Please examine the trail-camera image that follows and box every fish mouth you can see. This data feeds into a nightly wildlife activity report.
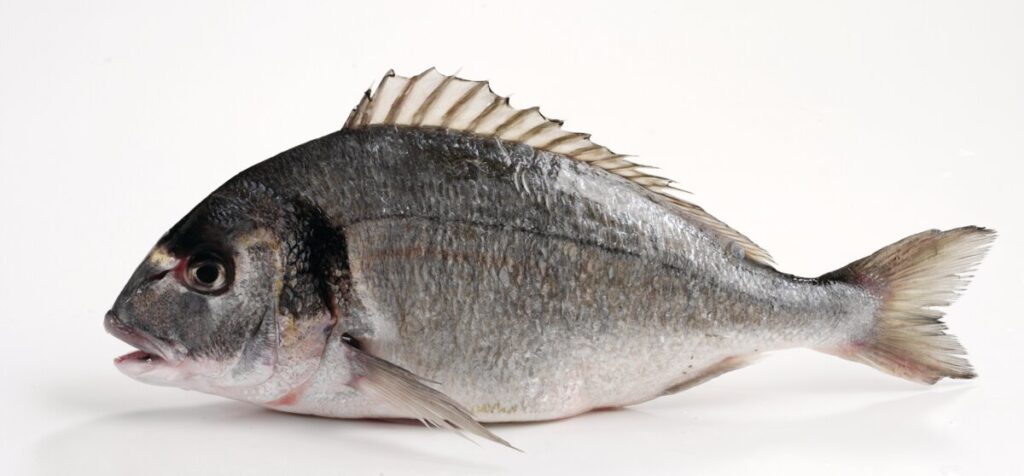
[105,311,182,375]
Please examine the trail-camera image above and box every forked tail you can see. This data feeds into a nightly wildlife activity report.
[820,226,996,384]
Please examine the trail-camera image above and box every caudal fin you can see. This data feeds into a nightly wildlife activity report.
[821,226,995,384]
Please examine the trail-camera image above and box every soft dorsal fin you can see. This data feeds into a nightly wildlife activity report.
[343,68,774,266]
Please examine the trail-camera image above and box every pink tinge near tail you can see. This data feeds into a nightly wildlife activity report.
[820,226,996,384]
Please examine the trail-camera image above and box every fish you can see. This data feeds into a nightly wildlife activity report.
[106,68,995,448]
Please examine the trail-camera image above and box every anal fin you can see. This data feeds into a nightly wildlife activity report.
[661,355,759,396]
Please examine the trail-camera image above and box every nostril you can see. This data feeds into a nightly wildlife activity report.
[146,270,170,282]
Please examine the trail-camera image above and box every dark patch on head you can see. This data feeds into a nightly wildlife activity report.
[277,198,350,320]
[159,180,284,259]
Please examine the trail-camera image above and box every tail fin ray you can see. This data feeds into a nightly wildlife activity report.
[821,226,995,384]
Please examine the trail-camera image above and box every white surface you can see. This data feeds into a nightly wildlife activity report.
[2,1,1021,474]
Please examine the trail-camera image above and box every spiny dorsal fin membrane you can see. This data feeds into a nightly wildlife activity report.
[344,68,774,266]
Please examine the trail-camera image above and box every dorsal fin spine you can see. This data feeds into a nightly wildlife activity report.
[540,132,587,150]
[566,144,603,158]
[607,163,645,174]
[441,81,488,128]
[515,120,560,142]
[466,95,505,132]
[494,107,539,137]
[384,72,420,124]
[345,89,371,128]
[412,73,455,126]
[590,155,633,168]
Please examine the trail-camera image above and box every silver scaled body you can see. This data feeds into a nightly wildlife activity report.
[247,127,876,422]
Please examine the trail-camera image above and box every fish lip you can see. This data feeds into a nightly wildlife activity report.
[105,311,183,372]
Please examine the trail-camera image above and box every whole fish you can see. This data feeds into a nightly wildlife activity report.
[106,69,994,447]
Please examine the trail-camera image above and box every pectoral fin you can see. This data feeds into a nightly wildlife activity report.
[346,343,517,450]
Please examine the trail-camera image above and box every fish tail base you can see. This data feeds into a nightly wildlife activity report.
[820,226,995,384]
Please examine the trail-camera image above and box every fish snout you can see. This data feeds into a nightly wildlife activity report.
[105,310,186,374]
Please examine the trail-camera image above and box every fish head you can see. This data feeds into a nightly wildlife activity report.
[106,186,295,392]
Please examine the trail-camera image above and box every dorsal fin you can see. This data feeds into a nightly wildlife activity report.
[343,68,774,266]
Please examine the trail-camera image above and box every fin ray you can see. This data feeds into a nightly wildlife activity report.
[662,355,759,395]
[347,344,517,450]
[820,226,995,384]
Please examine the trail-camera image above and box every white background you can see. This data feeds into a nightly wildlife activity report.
[2,1,1021,474]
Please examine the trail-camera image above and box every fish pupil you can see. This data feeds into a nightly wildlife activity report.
[195,263,220,284]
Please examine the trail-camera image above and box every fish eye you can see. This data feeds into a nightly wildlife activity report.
[185,252,232,294]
